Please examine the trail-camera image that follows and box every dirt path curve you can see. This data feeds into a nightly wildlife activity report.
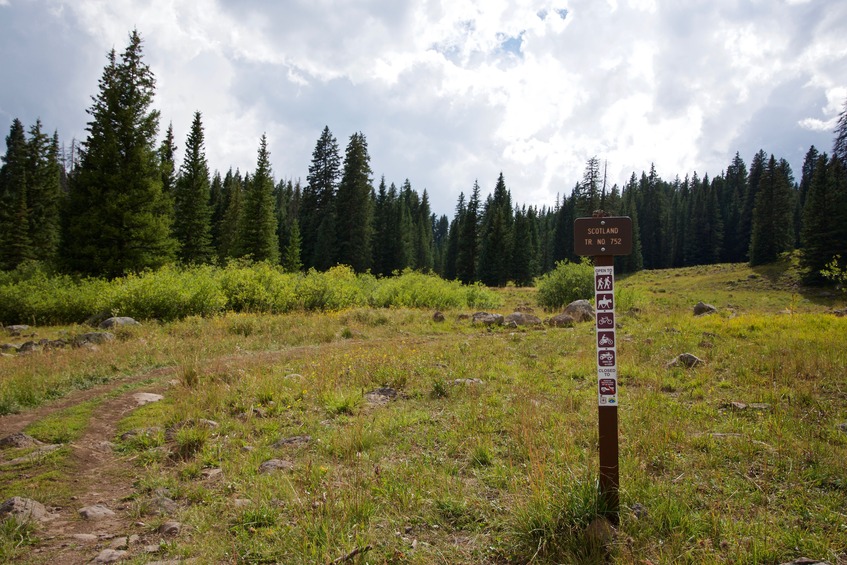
[0,363,179,564]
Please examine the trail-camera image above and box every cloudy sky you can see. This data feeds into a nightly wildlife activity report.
[1,0,846,216]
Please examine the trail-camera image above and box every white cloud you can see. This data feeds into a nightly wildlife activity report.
[1,0,845,215]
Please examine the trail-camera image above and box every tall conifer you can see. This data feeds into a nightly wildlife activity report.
[239,134,279,263]
[173,111,214,263]
[63,31,176,276]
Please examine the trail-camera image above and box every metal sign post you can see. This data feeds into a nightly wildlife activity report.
[574,214,632,524]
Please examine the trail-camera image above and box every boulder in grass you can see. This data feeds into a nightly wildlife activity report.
[259,459,295,474]
[693,301,717,316]
[79,504,116,520]
[504,312,543,326]
[0,497,53,523]
[432,311,445,322]
[547,313,576,327]
[4,325,30,336]
[0,433,44,449]
[471,312,504,326]
[99,317,140,329]
[72,332,115,347]
[563,300,594,323]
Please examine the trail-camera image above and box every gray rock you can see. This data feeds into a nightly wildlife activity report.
[547,313,576,327]
[158,520,182,535]
[837,422,847,434]
[71,533,99,542]
[471,312,504,326]
[146,494,178,516]
[0,343,20,353]
[272,435,312,448]
[99,316,140,329]
[666,353,704,369]
[93,549,128,563]
[18,341,41,353]
[563,300,594,323]
[200,468,222,480]
[233,498,252,508]
[78,504,116,520]
[453,378,484,385]
[72,332,115,347]
[504,312,543,326]
[365,387,398,404]
[694,301,717,316]
[778,559,832,565]
[259,459,294,474]
[0,496,52,523]
[132,392,164,406]
[4,325,30,336]
[432,311,445,322]
[0,432,44,449]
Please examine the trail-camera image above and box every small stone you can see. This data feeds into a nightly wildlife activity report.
[0,497,52,522]
[432,311,445,322]
[145,544,162,553]
[365,387,398,404]
[71,533,99,542]
[471,312,504,326]
[99,316,140,329]
[4,325,30,336]
[749,403,771,411]
[158,520,182,536]
[547,313,576,327]
[200,468,222,480]
[78,504,116,520]
[504,312,543,326]
[272,435,312,448]
[259,459,294,474]
[72,332,115,347]
[666,353,704,369]
[778,559,832,565]
[92,549,127,563]
[0,432,44,449]
[452,378,485,385]
[0,343,20,353]
[233,498,252,508]
[109,536,129,549]
[630,502,648,519]
[147,495,178,516]
[694,301,717,316]
[133,392,164,405]
[837,422,847,434]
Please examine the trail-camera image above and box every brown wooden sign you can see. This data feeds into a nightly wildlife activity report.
[573,213,633,525]
[573,216,633,256]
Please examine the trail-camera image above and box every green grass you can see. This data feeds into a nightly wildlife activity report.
[2,259,846,563]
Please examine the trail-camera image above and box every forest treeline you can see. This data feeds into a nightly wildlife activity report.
[2,30,847,284]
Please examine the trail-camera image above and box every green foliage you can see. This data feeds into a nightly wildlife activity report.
[173,111,214,263]
[821,254,847,292]
[535,259,594,310]
[239,135,279,263]
[0,517,38,562]
[0,263,501,324]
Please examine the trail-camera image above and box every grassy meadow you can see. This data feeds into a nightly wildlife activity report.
[1,257,846,563]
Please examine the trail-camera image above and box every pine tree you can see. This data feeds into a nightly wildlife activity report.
[616,178,643,273]
[301,126,340,269]
[159,122,177,202]
[335,132,374,272]
[723,153,748,262]
[478,172,513,286]
[282,218,303,272]
[62,31,176,276]
[749,156,795,266]
[209,171,225,253]
[239,134,279,263]
[412,189,434,271]
[443,192,465,280]
[0,119,33,269]
[456,181,480,284]
[738,150,766,262]
[173,111,214,263]
[218,168,243,261]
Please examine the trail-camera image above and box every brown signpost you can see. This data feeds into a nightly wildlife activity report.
[574,214,632,524]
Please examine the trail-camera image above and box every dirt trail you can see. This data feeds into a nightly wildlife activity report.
[1,368,176,564]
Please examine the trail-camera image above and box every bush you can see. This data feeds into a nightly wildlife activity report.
[535,259,595,310]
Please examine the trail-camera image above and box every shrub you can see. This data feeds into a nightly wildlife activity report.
[535,259,595,310]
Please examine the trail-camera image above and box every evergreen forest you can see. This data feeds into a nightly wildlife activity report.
[2,30,847,285]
